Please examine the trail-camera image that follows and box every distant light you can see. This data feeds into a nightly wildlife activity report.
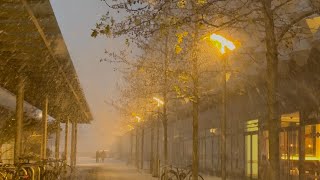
[153,97,164,107]
[210,128,217,134]
[136,116,141,123]
[37,111,42,119]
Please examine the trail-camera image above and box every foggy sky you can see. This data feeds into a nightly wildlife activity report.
[50,0,122,153]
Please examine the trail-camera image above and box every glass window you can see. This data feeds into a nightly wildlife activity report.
[305,125,316,156]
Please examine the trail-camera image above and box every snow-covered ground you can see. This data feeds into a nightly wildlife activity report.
[75,157,222,180]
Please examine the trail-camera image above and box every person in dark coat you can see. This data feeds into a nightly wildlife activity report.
[101,150,106,163]
[96,150,100,163]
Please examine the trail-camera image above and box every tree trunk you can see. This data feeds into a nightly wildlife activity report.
[163,32,169,166]
[191,30,199,180]
[192,88,199,180]
[141,125,144,169]
[262,0,280,179]
[136,128,139,169]
[150,120,154,173]
[130,131,133,164]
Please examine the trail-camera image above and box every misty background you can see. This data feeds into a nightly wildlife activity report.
[50,0,122,154]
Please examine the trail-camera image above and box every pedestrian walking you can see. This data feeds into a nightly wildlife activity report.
[96,150,100,163]
[101,150,106,163]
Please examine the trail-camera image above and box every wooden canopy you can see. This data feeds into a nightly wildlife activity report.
[0,0,93,123]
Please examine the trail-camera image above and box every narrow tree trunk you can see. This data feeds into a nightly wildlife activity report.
[136,128,139,169]
[163,31,169,166]
[130,131,133,164]
[192,94,199,180]
[141,125,144,169]
[262,1,280,179]
[150,120,154,173]
[191,20,200,180]
[154,109,160,176]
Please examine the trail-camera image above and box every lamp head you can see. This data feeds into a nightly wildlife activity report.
[209,33,235,54]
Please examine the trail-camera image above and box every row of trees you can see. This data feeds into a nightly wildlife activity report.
[93,0,320,180]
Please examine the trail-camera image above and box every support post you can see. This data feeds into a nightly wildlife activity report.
[74,121,78,166]
[70,121,75,167]
[41,96,48,160]
[64,119,69,161]
[221,53,228,180]
[299,111,305,180]
[55,120,61,160]
[14,78,24,164]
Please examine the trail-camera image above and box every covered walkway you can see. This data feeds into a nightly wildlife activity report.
[0,0,92,167]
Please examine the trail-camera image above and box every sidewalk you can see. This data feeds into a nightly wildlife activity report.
[75,157,222,180]
[75,157,157,180]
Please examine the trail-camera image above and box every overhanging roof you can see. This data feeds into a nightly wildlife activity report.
[0,0,93,123]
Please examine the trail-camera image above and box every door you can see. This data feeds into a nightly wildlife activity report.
[245,133,259,179]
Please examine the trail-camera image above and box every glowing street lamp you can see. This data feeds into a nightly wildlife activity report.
[153,97,164,107]
[209,34,236,54]
[207,33,236,180]
[135,116,141,123]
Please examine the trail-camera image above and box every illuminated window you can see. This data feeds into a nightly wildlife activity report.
[245,119,258,132]
[305,125,316,156]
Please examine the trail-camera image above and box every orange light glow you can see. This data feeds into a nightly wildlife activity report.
[153,97,164,107]
[209,34,236,54]
[127,125,134,131]
[135,116,141,123]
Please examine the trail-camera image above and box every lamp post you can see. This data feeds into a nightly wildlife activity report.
[207,33,236,180]
[152,97,164,177]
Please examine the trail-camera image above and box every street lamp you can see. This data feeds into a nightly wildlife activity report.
[152,96,163,177]
[135,116,141,123]
[153,97,164,107]
[208,33,236,180]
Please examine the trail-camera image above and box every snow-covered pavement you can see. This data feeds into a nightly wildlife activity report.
[74,157,222,180]
[75,157,157,180]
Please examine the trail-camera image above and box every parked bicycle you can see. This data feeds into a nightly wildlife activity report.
[160,165,204,180]
[0,158,74,180]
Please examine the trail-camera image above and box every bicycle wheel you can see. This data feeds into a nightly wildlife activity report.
[0,172,5,180]
[62,164,73,179]
[43,170,59,180]
[187,173,204,180]
[161,170,179,180]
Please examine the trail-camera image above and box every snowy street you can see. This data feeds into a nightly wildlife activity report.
[75,157,222,180]
[75,158,158,180]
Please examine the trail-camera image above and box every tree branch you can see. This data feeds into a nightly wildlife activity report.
[277,10,320,43]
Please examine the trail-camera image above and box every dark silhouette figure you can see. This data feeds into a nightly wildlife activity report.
[101,150,106,163]
[96,150,100,163]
